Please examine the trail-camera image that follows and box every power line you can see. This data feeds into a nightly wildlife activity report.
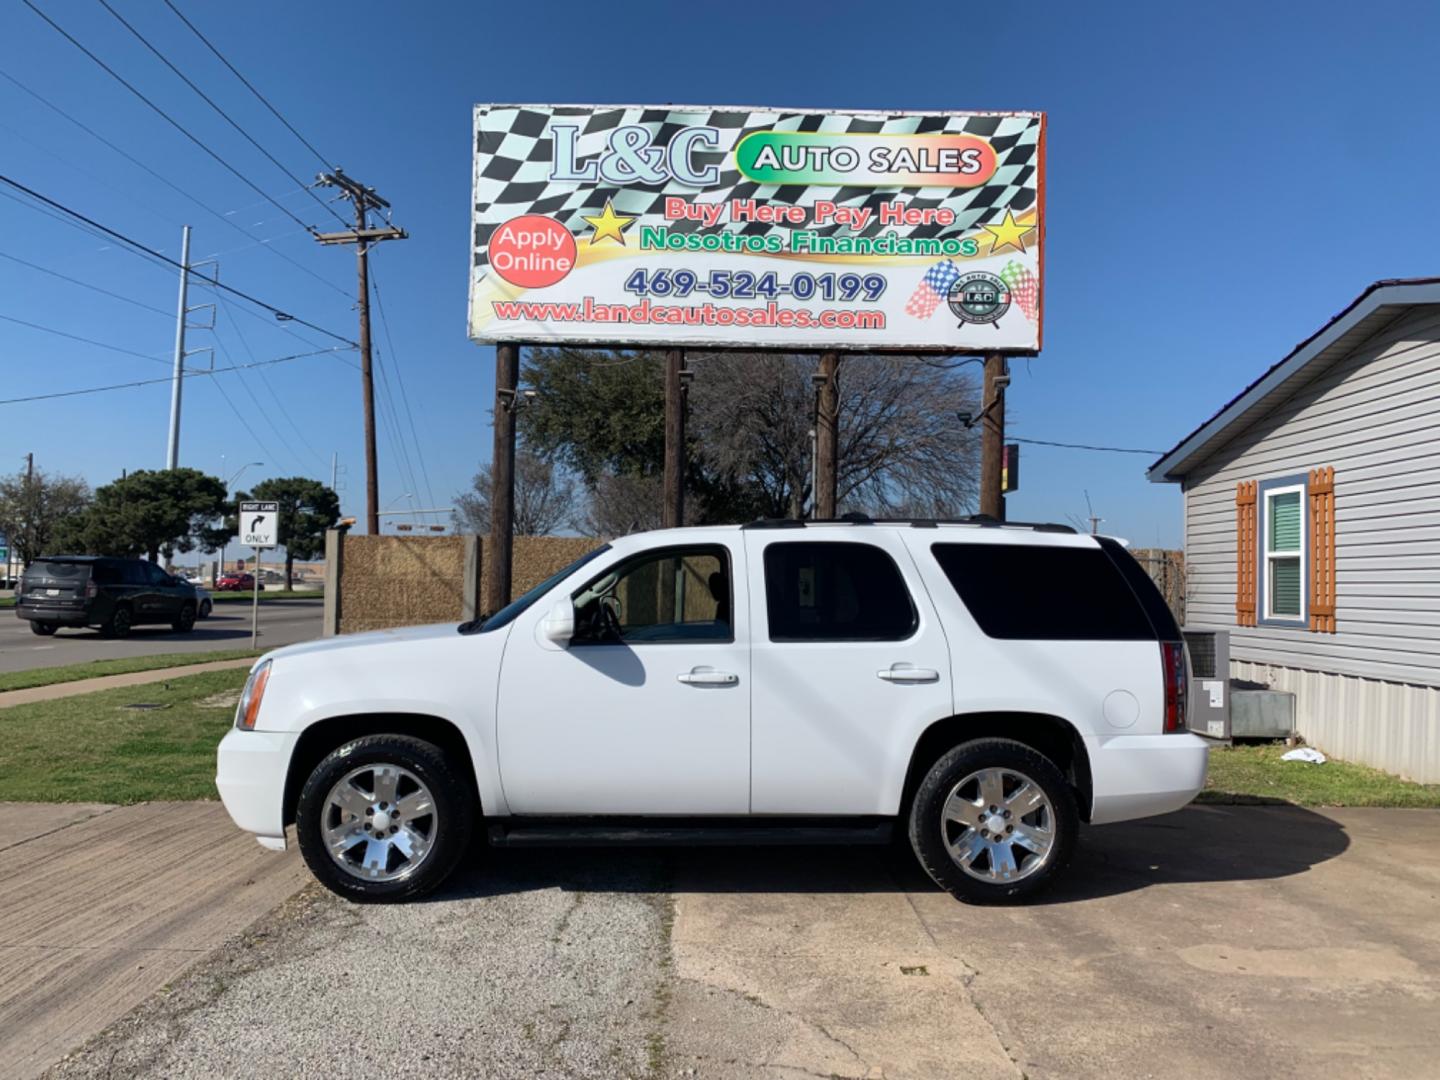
[0,249,172,318]
[207,366,282,468]
[95,0,347,229]
[0,69,349,298]
[0,172,357,346]
[0,347,352,405]
[0,311,170,365]
[1009,436,1163,455]
[21,0,320,237]
[161,0,335,172]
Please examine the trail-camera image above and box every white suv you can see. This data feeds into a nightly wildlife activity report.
[218,519,1207,903]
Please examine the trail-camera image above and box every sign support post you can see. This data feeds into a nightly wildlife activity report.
[663,349,686,529]
[979,354,1008,520]
[238,500,279,650]
[815,353,840,519]
[486,342,520,613]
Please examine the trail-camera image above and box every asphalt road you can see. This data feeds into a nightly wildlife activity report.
[0,600,323,674]
[44,805,1440,1079]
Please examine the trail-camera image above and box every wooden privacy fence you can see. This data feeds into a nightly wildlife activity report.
[1129,547,1186,627]
[324,531,603,636]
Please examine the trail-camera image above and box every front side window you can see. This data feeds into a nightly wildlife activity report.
[763,541,916,642]
[573,546,731,644]
[1263,483,1305,622]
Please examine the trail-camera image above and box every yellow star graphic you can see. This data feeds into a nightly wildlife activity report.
[981,209,1035,255]
[582,199,636,246]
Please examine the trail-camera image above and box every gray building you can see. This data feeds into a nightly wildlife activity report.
[1149,278,1440,783]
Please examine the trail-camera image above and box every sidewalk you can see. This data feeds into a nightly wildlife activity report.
[0,801,307,1079]
[0,657,254,710]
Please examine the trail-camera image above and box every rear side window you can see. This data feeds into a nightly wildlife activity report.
[92,562,121,585]
[764,542,916,642]
[931,542,1156,640]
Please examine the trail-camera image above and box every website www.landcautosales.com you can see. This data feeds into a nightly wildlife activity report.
[491,297,886,330]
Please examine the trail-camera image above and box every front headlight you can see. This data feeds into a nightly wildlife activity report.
[235,660,273,730]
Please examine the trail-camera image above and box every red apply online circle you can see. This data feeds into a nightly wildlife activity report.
[489,215,576,288]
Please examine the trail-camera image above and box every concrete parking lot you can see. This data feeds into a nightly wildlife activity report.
[0,600,323,675]
[42,803,1440,1079]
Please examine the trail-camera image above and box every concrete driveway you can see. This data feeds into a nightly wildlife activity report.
[39,804,1440,1079]
[0,600,323,675]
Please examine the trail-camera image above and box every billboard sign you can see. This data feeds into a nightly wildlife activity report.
[470,104,1044,352]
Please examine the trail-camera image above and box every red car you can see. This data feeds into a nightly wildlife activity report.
[215,572,265,592]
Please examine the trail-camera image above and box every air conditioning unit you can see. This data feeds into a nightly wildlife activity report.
[1183,628,1230,740]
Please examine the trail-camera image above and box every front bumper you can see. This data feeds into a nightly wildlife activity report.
[1086,732,1209,825]
[216,727,296,850]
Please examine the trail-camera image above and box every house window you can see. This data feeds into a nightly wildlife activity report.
[1262,481,1305,622]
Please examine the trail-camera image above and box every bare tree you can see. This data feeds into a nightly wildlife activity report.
[688,353,981,519]
[454,449,577,536]
[0,466,92,566]
[576,470,664,537]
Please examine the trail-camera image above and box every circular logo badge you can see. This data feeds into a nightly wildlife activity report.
[947,272,1011,326]
[488,214,576,288]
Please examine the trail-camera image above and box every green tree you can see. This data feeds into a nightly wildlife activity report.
[0,466,92,567]
[57,469,228,562]
[232,477,340,589]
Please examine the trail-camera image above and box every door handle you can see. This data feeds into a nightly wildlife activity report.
[677,669,739,686]
[876,666,940,683]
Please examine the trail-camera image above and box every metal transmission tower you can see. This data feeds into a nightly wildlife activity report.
[315,170,407,535]
[165,225,218,469]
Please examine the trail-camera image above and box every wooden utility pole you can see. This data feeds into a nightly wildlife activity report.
[663,349,686,529]
[315,171,407,536]
[979,353,1008,520]
[814,352,839,519]
[486,343,520,613]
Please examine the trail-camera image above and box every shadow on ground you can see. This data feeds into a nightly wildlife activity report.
[431,802,1349,905]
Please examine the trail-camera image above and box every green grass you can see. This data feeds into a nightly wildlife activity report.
[0,667,250,802]
[0,597,14,609]
[1200,743,1440,808]
[210,589,323,603]
[0,649,259,693]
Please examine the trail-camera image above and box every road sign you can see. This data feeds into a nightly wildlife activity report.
[239,501,279,549]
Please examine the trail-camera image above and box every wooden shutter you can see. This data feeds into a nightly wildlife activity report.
[1309,466,1336,632]
[1235,480,1257,627]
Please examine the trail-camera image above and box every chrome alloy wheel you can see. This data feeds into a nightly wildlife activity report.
[940,767,1056,884]
[322,764,438,882]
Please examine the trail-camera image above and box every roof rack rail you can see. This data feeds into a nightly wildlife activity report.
[740,515,1075,534]
[740,518,807,529]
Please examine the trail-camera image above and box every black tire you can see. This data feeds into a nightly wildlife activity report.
[101,605,133,638]
[199,600,212,619]
[172,603,196,633]
[296,734,475,903]
[29,621,57,636]
[908,738,1078,904]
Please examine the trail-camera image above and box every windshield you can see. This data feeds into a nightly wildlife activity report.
[460,543,611,634]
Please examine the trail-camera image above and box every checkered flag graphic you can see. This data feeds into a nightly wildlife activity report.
[473,107,1042,272]
[905,260,961,319]
[999,261,1039,321]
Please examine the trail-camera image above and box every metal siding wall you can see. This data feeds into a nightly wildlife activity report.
[1183,308,1440,691]
[1232,660,1440,784]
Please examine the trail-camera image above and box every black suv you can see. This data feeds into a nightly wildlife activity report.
[16,556,200,637]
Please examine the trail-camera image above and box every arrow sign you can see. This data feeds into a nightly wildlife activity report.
[238,500,279,549]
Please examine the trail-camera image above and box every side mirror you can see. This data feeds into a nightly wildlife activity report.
[541,599,575,645]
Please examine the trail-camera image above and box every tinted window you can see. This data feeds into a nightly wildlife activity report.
[1096,537,1180,640]
[145,563,173,586]
[26,560,89,582]
[931,542,1156,640]
[468,544,610,634]
[574,546,731,644]
[763,542,916,642]
[91,562,121,585]
[121,561,150,586]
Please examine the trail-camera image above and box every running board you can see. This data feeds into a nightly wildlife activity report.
[486,817,894,848]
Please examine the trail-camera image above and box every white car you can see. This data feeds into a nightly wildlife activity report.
[218,519,1207,903]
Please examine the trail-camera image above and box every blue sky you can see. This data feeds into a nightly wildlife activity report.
[3,0,1437,547]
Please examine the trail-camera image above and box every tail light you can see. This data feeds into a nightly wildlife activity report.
[84,579,98,599]
[1161,642,1188,733]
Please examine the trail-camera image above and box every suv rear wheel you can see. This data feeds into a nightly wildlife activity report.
[29,621,57,636]
[101,605,133,638]
[908,737,1078,904]
[296,734,474,902]
[172,603,196,633]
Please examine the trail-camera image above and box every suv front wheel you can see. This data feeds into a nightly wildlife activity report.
[296,734,474,902]
[908,738,1078,904]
